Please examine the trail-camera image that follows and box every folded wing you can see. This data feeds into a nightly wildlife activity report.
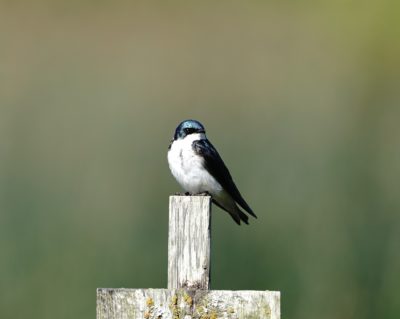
[192,139,257,219]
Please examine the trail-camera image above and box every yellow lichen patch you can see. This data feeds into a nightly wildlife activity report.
[183,293,193,306]
[146,297,154,307]
[263,304,271,317]
[204,313,217,319]
[169,295,180,319]
[170,295,178,306]
[197,309,218,319]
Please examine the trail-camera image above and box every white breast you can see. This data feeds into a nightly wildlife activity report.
[168,133,223,194]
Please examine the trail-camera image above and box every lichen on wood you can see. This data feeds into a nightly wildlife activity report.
[97,288,280,319]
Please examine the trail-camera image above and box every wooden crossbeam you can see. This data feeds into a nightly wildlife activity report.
[97,288,280,319]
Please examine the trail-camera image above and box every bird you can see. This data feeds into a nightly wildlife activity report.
[167,119,257,225]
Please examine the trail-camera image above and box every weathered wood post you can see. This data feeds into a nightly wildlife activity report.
[97,195,280,319]
[168,195,211,290]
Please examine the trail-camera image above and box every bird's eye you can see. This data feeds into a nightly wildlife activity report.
[184,128,193,134]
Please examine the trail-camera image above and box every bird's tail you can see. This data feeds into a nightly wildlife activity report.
[212,198,250,225]
[237,209,249,225]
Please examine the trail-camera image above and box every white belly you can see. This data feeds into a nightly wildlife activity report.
[168,135,223,194]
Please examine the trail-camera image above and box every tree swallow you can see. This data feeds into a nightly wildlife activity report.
[168,119,257,225]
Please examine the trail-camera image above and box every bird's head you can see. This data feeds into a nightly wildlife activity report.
[174,120,206,140]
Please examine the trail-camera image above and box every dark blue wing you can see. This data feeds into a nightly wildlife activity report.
[192,139,256,218]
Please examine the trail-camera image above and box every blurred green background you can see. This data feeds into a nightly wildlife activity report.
[1,1,399,318]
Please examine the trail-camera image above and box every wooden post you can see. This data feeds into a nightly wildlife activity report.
[97,195,280,319]
[168,196,211,290]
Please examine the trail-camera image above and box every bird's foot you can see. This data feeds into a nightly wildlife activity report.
[174,192,188,196]
[174,192,195,196]
[174,191,211,196]
[194,191,211,196]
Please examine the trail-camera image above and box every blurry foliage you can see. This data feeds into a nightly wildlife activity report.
[0,1,399,319]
